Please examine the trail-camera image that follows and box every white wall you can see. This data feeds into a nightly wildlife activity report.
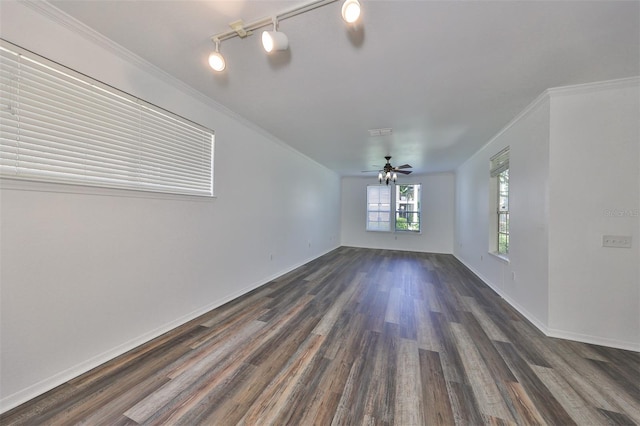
[455,96,551,331]
[341,173,454,254]
[455,77,640,351]
[0,1,341,412]
[548,81,640,348]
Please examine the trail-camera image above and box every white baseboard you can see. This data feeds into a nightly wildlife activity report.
[0,245,339,414]
[453,255,549,334]
[453,254,639,353]
[341,243,453,255]
[546,328,640,352]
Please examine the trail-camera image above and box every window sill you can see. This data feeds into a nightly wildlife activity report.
[364,230,422,235]
[0,178,216,202]
[489,251,510,263]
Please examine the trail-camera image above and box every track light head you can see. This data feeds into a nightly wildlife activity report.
[262,18,289,53]
[342,0,361,24]
[209,39,226,72]
[208,52,225,72]
[262,31,289,53]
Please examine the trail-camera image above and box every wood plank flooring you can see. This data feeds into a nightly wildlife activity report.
[2,247,639,425]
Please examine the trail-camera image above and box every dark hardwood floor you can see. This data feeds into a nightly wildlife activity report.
[2,247,639,425]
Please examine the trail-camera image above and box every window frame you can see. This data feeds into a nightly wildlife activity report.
[395,183,421,233]
[366,182,422,233]
[489,147,510,258]
[496,168,509,255]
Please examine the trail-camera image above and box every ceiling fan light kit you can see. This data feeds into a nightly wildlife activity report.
[378,171,398,185]
[209,0,362,72]
[370,156,412,185]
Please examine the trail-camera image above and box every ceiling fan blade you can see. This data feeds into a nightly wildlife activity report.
[361,169,381,173]
[395,164,412,169]
[396,170,412,175]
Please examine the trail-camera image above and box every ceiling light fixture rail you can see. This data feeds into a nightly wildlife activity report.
[209,0,361,72]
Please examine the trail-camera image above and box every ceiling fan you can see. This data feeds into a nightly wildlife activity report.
[362,156,412,185]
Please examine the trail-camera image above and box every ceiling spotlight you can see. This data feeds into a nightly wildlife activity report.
[209,39,226,72]
[341,0,361,24]
[262,18,289,53]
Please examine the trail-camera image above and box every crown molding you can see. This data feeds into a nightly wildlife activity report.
[546,75,640,98]
[18,0,237,117]
[21,0,144,69]
[457,75,640,170]
[19,0,333,175]
[458,89,550,169]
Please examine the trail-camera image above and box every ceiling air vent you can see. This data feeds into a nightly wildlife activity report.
[368,128,392,137]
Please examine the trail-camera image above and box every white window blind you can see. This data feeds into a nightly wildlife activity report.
[0,40,214,196]
[490,146,509,177]
[366,185,391,231]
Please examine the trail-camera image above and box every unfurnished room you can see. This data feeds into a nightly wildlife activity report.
[0,0,638,424]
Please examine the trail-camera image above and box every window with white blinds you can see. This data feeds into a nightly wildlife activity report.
[490,146,509,177]
[0,40,214,197]
[366,185,391,231]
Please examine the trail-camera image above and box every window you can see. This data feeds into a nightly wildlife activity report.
[395,184,421,232]
[366,183,421,232]
[497,169,509,254]
[0,40,214,197]
[366,185,391,231]
[490,147,509,255]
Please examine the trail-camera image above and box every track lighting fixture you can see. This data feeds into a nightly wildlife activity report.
[262,18,289,53]
[208,39,225,72]
[341,0,361,23]
[209,0,363,72]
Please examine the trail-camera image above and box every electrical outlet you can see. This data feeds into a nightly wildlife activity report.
[602,235,632,248]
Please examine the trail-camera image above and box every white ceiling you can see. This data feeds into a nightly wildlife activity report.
[48,0,639,176]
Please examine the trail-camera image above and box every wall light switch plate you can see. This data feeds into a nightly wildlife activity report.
[602,235,632,248]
